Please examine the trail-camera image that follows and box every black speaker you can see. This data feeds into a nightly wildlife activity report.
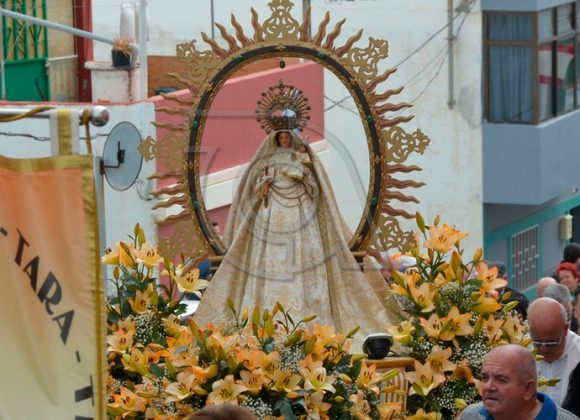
[362,333,394,359]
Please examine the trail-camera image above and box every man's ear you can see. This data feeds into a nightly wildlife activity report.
[524,380,537,401]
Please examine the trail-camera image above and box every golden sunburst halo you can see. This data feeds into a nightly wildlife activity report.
[139,0,431,260]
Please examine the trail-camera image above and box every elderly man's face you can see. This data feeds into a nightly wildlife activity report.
[481,352,530,417]
[530,320,567,363]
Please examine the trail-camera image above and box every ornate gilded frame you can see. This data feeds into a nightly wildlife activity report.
[140,0,430,260]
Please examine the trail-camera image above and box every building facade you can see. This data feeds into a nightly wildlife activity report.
[482,0,580,294]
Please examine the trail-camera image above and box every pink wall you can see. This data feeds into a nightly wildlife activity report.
[152,61,324,250]
[200,62,324,176]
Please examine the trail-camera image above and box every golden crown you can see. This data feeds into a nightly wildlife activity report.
[255,80,311,133]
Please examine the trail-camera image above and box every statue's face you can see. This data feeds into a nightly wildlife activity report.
[277,132,292,148]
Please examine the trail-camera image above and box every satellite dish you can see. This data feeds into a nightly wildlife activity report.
[101,121,143,191]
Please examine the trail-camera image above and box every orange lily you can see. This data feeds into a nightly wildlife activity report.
[419,313,444,340]
[439,306,473,343]
[107,386,148,417]
[423,223,468,254]
[305,391,331,420]
[482,314,505,344]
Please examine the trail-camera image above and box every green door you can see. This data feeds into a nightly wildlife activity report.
[1,0,49,101]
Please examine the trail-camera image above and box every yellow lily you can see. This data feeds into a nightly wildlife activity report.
[377,402,402,419]
[257,351,280,381]
[451,359,481,390]
[135,242,163,268]
[128,288,152,314]
[482,314,505,344]
[207,374,248,405]
[190,363,219,383]
[269,369,303,398]
[174,267,209,297]
[439,306,473,342]
[106,329,134,355]
[305,391,331,420]
[349,390,373,420]
[101,246,119,265]
[355,360,382,394]
[386,320,415,345]
[426,345,455,373]
[423,223,468,254]
[472,294,502,315]
[162,314,182,338]
[405,360,446,397]
[475,261,508,294]
[165,371,202,402]
[117,317,136,334]
[299,355,336,393]
[239,369,266,395]
[134,377,160,399]
[407,409,442,420]
[117,241,137,268]
[168,344,198,368]
[408,273,436,313]
[502,313,526,344]
[121,347,151,376]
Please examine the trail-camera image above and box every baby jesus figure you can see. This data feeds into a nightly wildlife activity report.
[284,141,312,180]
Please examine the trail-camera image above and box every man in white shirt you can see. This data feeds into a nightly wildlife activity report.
[528,297,580,405]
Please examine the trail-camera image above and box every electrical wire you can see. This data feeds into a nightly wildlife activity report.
[0,131,109,142]
[324,0,478,112]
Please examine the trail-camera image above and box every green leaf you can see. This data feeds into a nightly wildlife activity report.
[350,359,362,379]
[165,359,176,379]
[274,398,295,420]
[149,362,164,378]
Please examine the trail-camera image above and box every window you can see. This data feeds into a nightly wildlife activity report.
[511,226,539,291]
[485,2,580,123]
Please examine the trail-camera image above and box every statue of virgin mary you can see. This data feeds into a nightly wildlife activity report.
[194,81,401,342]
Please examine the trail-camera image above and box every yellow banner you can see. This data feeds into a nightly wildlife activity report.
[0,154,105,419]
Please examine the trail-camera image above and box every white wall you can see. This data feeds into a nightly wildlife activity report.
[92,0,277,60]
[0,103,158,250]
[311,1,484,253]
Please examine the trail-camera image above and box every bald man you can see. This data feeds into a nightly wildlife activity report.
[459,345,578,419]
[537,277,558,298]
[529,298,580,405]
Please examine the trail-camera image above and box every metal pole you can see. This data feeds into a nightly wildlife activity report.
[210,0,215,39]
[447,0,455,109]
[0,8,139,55]
[0,7,5,101]
[0,105,109,126]
[138,0,148,99]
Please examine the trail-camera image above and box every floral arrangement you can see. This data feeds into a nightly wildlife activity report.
[104,225,403,419]
[386,214,530,419]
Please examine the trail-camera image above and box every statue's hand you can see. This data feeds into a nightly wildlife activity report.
[258,175,274,185]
